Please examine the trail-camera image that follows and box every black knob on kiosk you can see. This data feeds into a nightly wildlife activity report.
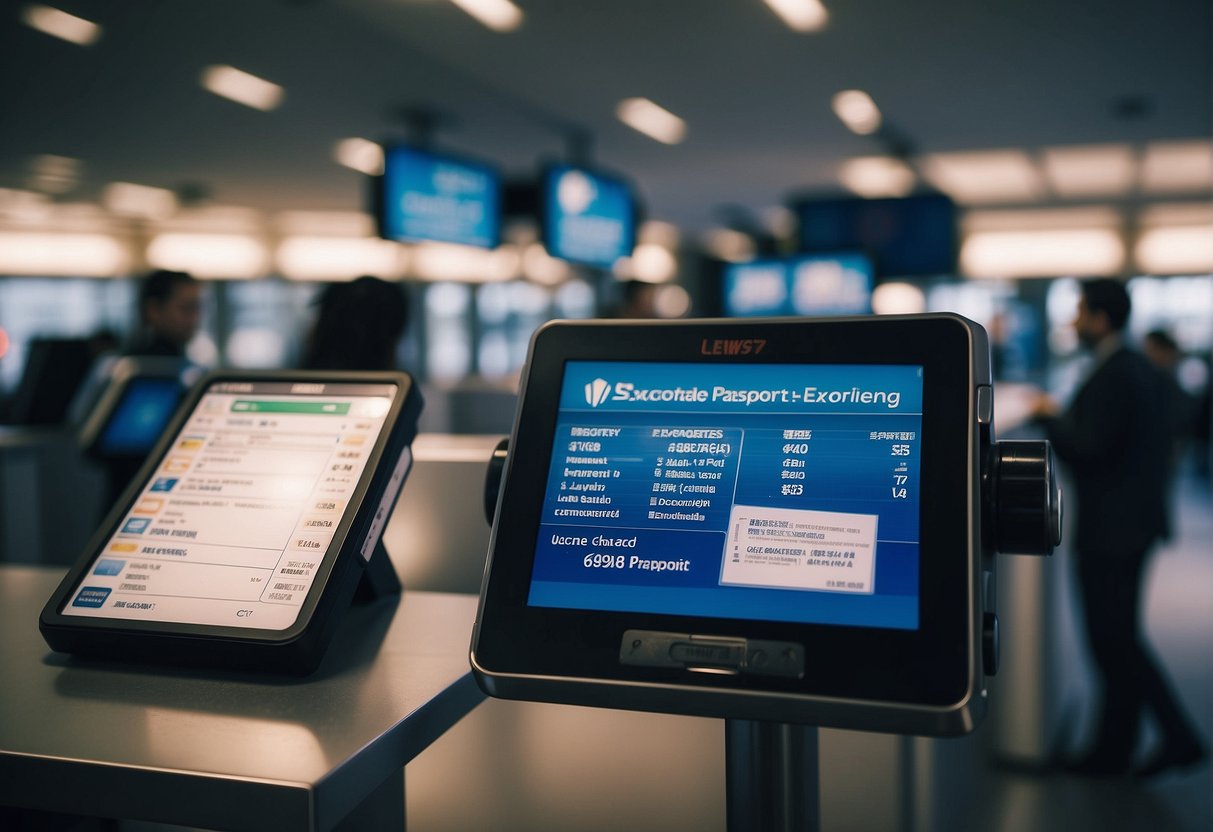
[484,438,510,526]
[991,440,1062,556]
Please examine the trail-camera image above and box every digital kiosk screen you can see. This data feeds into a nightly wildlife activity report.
[63,380,398,631]
[95,376,186,457]
[529,360,922,630]
[380,145,501,249]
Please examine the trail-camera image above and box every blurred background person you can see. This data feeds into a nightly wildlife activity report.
[126,270,203,359]
[1031,278,1207,778]
[301,276,409,371]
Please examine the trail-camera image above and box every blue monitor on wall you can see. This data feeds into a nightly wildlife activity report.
[723,253,873,317]
[794,194,957,278]
[541,164,637,269]
[378,145,501,249]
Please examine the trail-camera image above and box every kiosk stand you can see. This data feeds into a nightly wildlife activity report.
[471,318,1062,832]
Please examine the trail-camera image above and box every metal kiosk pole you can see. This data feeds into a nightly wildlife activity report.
[725,720,820,832]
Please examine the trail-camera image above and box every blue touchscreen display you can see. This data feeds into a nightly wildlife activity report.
[97,377,185,456]
[528,361,923,630]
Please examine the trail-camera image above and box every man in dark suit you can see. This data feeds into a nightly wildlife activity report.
[1033,278,1206,777]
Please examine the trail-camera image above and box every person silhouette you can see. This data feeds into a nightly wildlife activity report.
[300,276,409,371]
[1032,278,1207,778]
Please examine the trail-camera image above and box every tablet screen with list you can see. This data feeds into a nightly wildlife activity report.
[64,380,398,631]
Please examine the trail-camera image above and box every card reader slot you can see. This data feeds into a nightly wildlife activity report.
[620,629,804,678]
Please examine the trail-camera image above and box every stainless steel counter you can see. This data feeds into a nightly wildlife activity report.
[0,566,484,830]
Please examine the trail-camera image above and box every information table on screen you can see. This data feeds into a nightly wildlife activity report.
[65,382,397,631]
[529,361,923,630]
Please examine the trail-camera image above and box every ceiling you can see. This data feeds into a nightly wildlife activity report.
[1,0,1210,240]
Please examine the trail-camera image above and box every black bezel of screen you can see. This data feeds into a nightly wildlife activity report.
[43,371,408,644]
[475,316,977,707]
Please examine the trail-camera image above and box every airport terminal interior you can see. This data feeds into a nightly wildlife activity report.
[1,1,1211,830]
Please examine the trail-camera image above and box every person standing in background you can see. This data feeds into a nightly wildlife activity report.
[127,270,203,358]
[300,276,409,371]
[1032,278,1206,778]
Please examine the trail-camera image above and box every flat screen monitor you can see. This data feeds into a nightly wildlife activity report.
[42,371,423,673]
[471,316,996,735]
[794,194,957,278]
[541,164,637,269]
[378,145,501,249]
[724,253,873,317]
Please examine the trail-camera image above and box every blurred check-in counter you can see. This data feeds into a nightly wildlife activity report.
[382,433,501,595]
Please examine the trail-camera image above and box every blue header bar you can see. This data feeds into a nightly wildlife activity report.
[562,361,923,414]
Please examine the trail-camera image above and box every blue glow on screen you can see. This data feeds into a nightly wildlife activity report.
[381,146,500,249]
[98,378,184,456]
[725,253,872,317]
[543,165,635,268]
[528,360,923,630]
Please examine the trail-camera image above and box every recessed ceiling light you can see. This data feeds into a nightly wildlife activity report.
[21,4,101,46]
[616,98,687,145]
[831,90,881,135]
[449,0,523,32]
[838,156,916,198]
[921,149,1045,204]
[1041,144,1135,198]
[762,0,828,32]
[201,65,284,112]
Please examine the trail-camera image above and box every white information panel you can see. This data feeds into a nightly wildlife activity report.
[720,505,878,594]
[65,382,395,630]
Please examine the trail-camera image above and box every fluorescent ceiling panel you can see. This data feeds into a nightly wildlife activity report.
[617,98,687,145]
[1041,143,1134,198]
[0,232,129,276]
[103,182,177,220]
[963,205,1121,233]
[1141,140,1213,194]
[333,138,384,175]
[838,156,916,197]
[21,4,101,45]
[147,233,269,279]
[831,90,881,135]
[277,237,404,281]
[763,0,828,32]
[449,0,523,32]
[961,229,1124,278]
[1135,226,1213,275]
[922,149,1045,204]
[201,65,284,111]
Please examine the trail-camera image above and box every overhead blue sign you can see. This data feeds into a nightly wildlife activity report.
[724,252,873,317]
[542,165,636,268]
[380,146,501,249]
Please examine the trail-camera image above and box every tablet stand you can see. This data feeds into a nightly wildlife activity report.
[353,539,402,603]
[726,720,819,832]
